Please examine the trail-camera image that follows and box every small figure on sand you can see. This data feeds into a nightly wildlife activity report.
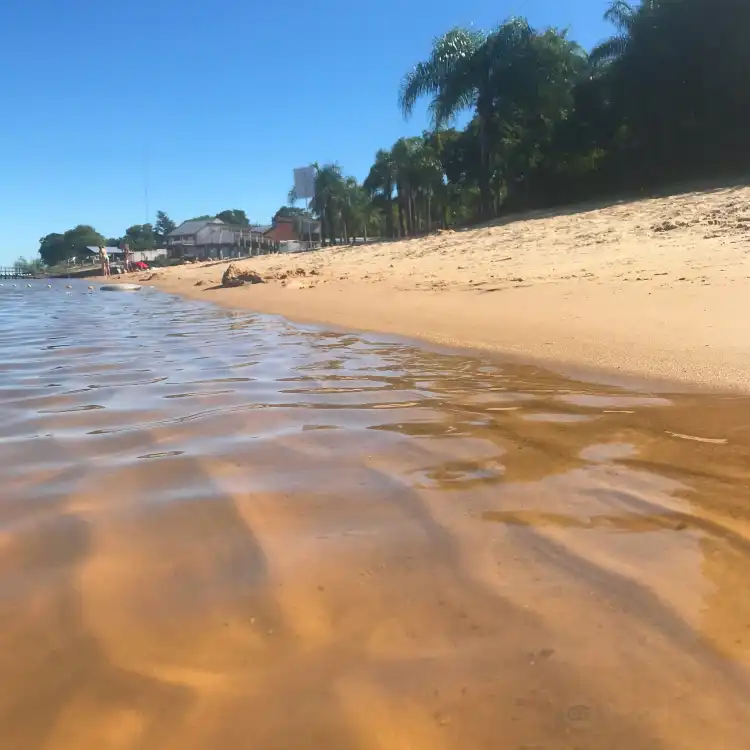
[98,245,110,277]
[122,242,132,273]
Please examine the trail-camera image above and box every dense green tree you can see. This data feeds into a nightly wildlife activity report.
[590,0,652,68]
[215,209,249,226]
[154,211,177,243]
[400,20,585,219]
[274,206,311,220]
[310,163,346,245]
[64,226,105,259]
[38,233,67,266]
[399,27,493,216]
[364,149,397,238]
[124,224,156,250]
[38,226,105,266]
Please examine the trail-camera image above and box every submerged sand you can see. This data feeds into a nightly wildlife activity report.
[3,263,750,749]
[145,184,750,391]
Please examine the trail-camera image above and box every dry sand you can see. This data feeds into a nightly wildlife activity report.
[143,184,750,392]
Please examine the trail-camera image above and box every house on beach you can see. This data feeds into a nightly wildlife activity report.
[166,218,277,261]
[262,214,321,251]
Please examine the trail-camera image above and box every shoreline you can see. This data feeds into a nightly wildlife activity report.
[132,184,750,393]
[149,277,750,394]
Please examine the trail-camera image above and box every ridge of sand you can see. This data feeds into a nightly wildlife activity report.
[144,185,750,391]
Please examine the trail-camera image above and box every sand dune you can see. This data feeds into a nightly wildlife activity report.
[147,184,750,391]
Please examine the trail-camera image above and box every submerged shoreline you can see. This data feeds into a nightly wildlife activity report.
[139,185,750,393]
[3,279,750,748]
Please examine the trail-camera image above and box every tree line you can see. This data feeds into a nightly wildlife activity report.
[35,209,253,267]
[298,0,750,243]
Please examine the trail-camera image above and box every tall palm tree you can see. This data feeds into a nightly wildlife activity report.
[310,163,345,245]
[413,133,446,232]
[364,149,396,238]
[399,20,535,219]
[343,181,380,243]
[400,28,489,217]
[391,137,424,236]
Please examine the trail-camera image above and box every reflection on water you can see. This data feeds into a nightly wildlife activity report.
[1,281,750,749]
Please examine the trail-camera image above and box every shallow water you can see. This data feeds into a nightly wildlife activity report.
[2,280,750,750]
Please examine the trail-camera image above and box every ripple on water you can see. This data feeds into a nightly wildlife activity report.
[1,280,750,750]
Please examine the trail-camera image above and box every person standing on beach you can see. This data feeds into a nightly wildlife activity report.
[122,242,132,273]
[98,245,110,277]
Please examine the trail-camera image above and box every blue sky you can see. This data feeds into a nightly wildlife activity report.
[0,0,611,264]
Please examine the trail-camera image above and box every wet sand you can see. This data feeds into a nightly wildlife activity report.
[2,281,750,749]
[145,183,750,391]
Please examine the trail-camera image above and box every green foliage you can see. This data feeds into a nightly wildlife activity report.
[38,226,105,266]
[124,223,156,251]
[154,211,176,242]
[304,1,750,236]
[275,206,311,220]
[215,209,249,226]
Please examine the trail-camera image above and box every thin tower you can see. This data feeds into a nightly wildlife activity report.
[144,145,150,224]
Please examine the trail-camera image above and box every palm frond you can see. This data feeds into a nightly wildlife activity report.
[430,82,477,126]
[399,61,441,118]
[399,27,485,119]
[589,35,628,66]
[603,0,637,31]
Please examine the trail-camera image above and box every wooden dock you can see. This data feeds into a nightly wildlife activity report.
[0,266,34,280]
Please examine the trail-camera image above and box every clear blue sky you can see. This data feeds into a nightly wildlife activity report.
[0,0,611,264]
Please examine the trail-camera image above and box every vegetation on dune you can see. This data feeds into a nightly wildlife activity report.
[297,0,750,243]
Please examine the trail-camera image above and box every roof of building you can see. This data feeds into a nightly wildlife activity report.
[85,246,123,255]
[167,218,224,237]
[252,225,272,234]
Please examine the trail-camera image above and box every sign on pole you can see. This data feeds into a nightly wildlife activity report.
[293,166,316,200]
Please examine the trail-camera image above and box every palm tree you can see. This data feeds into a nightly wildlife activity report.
[391,138,413,236]
[342,181,380,243]
[413,133,445,232]
[590,0,656,67]
[399,20,535,219]
[399,27,489,217]
[310,163,346,245]
[364,149,396,237]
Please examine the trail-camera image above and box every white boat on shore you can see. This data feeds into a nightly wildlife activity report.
[100,283,142,292]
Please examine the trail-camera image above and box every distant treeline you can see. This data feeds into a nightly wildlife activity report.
[35,210,251,267]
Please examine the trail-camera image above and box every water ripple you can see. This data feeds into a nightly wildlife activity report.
[2,280,750,749]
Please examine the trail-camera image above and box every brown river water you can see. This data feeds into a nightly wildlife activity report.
[1,280,750,750]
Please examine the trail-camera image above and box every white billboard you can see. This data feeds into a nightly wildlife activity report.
[293,166,316,200]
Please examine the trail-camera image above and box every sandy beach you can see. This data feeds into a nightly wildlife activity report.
[143,184,750,392]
